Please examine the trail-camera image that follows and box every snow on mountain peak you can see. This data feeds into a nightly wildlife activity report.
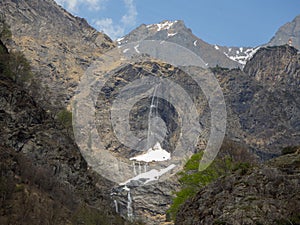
[147,20,178,32]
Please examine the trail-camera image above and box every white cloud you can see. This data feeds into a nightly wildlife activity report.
[55,0,138,40]
[93,0,137,40]
[94,18,125,40]
[55,0,106,13]
[121,0,138,27]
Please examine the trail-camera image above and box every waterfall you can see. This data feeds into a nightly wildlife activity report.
[147,84,160,149]
[114,200,119,213]
[133,161,137,175]
[127,189,133,219]
[144,162,148,173]
[138,162,142,174]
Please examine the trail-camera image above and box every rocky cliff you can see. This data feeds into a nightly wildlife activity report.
[1,1,300,224]
[175,150,300,225]
[81,45,300,224]
[0,0,114,106]
[209,45,299,156]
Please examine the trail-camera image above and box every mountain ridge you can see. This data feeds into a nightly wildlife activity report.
[117,20,255,69]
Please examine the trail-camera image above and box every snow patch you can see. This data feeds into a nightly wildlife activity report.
[194,40,198,46]
[120,164,176,185]
[224,46,260,65]
[167,32,177,37]
[130,142,170,162]
[214,45,219,50]
[116,37,124,45]
[134,44,140,54]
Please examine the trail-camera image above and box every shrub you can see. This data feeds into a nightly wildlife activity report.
[281,146,299,155]
[0,19,12,42]
[57,109,72,130]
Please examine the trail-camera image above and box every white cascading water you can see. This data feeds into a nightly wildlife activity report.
[124,84,162,220]
[133,161,137,175]
[114,199,119,213]
[147,84,160,149]
[127,188,133,219]
[138,162,142,174]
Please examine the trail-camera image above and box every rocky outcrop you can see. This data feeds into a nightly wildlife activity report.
[175,151,300,225]
[244,45,300,86]
[0,0,114,106]
[268,14,300,49]
[212,45,300,155]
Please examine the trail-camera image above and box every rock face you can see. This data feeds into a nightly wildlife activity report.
[268,14,300,49]
[117,20,252,69]
[0,0,114,106]
[92,60,207,224]
[175,150,300,225]
[1,1,300,224]
[84,45,300,224]
[0,44,126,224]
[244,45,300,86]
[219,45,300,155]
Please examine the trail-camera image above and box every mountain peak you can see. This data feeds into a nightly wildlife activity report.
[146,20,180,31]
[116,20,242,68]
[268,14,300,49]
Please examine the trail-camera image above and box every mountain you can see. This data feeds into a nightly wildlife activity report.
[1,1,300,224]
[0,0,114,106]
[268,14,300,49]
[117,20,257,68]
[175,150,300,225]
[81,44,300,224]
[223,45,300,155]
[0,42,133,224]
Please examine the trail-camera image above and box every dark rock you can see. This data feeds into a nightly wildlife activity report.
[176,152,300,225]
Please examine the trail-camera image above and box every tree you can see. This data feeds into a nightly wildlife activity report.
[0,17,12,43]
[4,51,32,84]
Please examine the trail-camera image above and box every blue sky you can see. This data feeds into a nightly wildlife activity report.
[54,0,299,47]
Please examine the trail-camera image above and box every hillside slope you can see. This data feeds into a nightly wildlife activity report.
[0,0,114,106]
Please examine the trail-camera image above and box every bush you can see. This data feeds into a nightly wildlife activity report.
[0,49,32,84]
[282,146,299,155]
[0,19,12,42]
[57,109,72,130]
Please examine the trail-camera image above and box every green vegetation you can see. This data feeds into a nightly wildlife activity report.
[0,18,12,42]
[0,51,32,84]
[57,109,72,128]
[0,22,32,85]
[281,146,299,155]
[168,139,256,220]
